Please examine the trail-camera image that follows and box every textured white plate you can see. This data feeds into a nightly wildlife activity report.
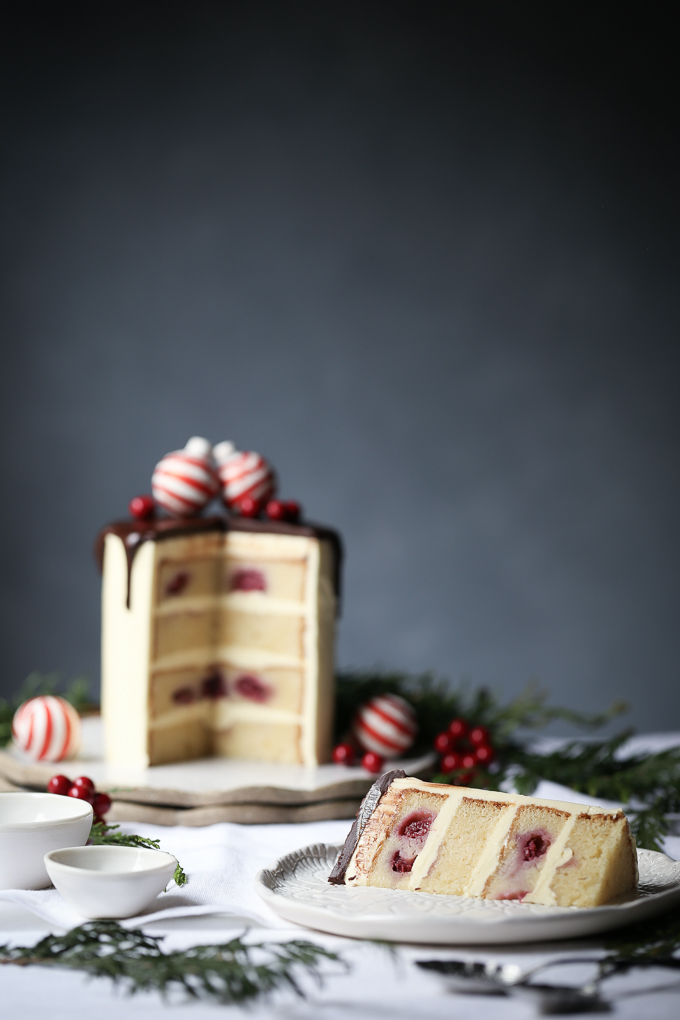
[256,845,680,944]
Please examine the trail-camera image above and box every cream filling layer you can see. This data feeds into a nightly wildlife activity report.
[409,789,466,890]
[154,593,307,617]
[523,815,577,906]
[465,803,520,897]
[148,703,303,730]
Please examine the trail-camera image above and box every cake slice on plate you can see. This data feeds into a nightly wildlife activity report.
[329,771,638,908]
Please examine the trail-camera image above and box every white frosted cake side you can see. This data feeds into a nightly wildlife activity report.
[100,518,339,769]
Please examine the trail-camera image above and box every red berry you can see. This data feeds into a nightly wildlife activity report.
[441,751,463,773]
[266,500,302,523]
[461,753,477,770]
[237,495,260,517]
[129,495,155,519]
[68,784,94,804]
[469,726,490,746]
[361,751,384,773]
[93,792,112,816]
[47,774,72,796]
[433,732,452,754]
[266,500,286,520]
[448,718,468,740]
[332,742,355,765]
[456,770,476,786]
[474,743,495,765]
[72,776,95,794]
[284,500,301,522]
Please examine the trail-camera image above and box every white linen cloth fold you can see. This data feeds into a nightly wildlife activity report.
[0,818,352,930]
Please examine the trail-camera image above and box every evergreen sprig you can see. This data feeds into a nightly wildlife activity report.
[0,921,342,1004]
[89,822,188,888]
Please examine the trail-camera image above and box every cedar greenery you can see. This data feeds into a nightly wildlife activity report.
[336,670,680,852]
[88,821,188,888]
[0,921,342,1004]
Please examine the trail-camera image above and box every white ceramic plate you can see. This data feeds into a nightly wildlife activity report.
[256,845,680,945]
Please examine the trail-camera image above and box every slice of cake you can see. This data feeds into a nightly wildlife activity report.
[96,514,341,769]
[329,771,638,908]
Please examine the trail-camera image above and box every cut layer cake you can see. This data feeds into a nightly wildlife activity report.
[329,771,638,908]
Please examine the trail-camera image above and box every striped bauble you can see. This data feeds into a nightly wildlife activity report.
[213,441,277,514]
[12,695,81,762]
[352,694,418,759]
[151,436,219,517]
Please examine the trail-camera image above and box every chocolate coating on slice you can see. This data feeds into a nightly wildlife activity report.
[328,769,406,884]
[94,513,343,611]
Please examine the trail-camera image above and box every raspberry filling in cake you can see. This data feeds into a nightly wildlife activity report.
[330,773,638,908]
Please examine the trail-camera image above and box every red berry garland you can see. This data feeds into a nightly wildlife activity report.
[433,715,496,785]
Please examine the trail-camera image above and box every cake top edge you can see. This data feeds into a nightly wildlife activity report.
[388,776,625,816]
[93,514,343,574]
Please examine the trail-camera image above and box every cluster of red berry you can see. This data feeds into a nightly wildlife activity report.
[332,742,385,774]
[47,774,112,825]
[129,494,301,523]
[433,719,495,784]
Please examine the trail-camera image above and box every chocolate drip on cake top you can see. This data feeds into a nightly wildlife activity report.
[328,769,406,885]
[94,513,343,610]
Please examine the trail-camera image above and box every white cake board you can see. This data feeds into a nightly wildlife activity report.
[0,716,435,811]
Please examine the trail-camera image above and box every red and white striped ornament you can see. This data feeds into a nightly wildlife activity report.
[352,694,418,759]
[213,441,277,514]
[12,696,81,762]
[151,436,219,518]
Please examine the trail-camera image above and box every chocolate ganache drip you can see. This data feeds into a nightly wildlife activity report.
[94,513,343,611]
[328,770,406,885]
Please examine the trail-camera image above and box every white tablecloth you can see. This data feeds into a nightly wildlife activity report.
[2,734,680,1019]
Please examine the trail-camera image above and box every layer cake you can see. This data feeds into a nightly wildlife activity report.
[330,771,637,907]
[96,515,341,768]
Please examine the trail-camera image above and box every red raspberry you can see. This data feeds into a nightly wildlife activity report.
[448,718,468,740]
[47,774,72,796]
[474,743,495,765]
[93,792,112,816]
[361,751,384,774]
[332,742,355,765]
[469,725,490,746]
[129,495,155,519]
[441,751,462,773]
[433,732,452,754]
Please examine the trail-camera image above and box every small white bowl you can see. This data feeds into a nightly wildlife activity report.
[44,845,178,918]
[0,792,93,890]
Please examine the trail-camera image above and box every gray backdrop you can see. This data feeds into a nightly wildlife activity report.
[1,4,678,732]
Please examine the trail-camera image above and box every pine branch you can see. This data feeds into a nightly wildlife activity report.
[0,922,342,1004]
[89,822,188,888]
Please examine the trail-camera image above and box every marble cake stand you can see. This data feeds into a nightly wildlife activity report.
[0,716,434,826]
